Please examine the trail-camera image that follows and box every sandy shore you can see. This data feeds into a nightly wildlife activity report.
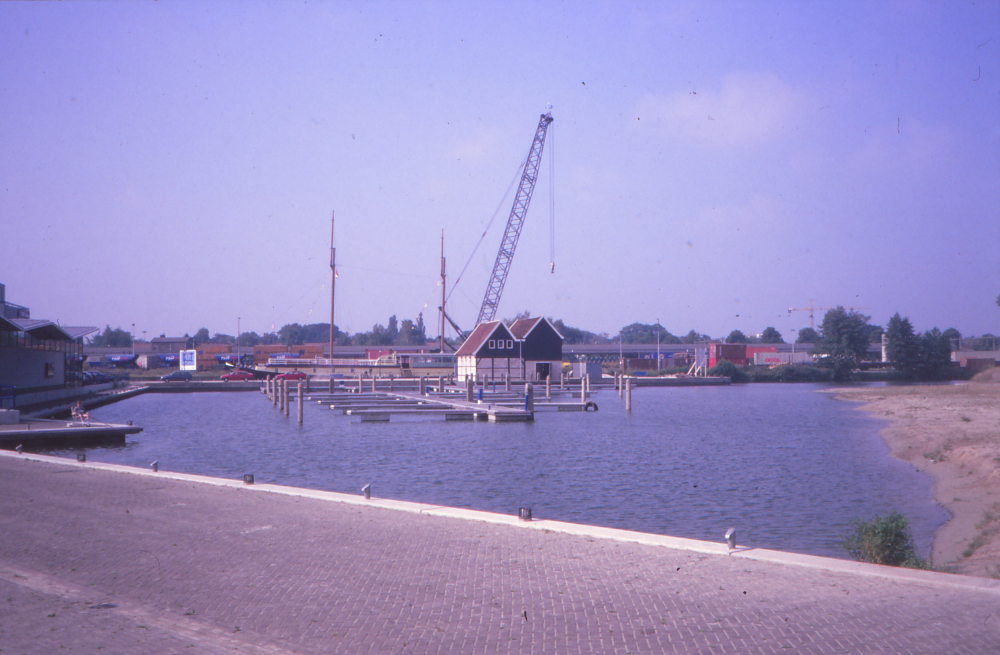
[833,368,1000,578]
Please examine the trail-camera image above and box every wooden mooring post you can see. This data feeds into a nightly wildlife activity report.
[297,382,304,425]
[505,374,511,392]
[545,375,551,399]
[283,380,290,417]
[371,376,376,393]
[272,379,278,407]
[466,377,474,402]
[580,377,586,403]
[525,382,534,412]
[438,375,445,393]
[420,376,426,396]
[625,378,632,412]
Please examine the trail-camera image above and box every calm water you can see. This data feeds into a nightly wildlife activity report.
[49,383,947,559]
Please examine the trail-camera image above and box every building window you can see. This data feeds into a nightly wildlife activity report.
[488,340,496,349]
[507,340,513,349]
[44,362,55,378]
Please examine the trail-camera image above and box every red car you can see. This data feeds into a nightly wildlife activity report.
[275,370,307,381]
[221,370,255,382]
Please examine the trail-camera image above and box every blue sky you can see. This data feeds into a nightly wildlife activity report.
[2,1,997,342]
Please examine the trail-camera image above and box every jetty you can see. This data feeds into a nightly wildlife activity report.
[0,413,141,448]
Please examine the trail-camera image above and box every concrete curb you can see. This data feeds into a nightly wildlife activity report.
[4,449,999,596]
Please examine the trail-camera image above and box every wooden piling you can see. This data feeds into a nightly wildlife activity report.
[297,382,304,425]
[371,376,376,393]
[329,374,335,393]
[618,373,623,398]
[560,372,565,391]
[438,375,445,393]
[272,379,278,407]
[585,374,591,397]
[545,375,551,399]
[466,377,474,402]
[525,382,534,412]
[625,378,632,412]
[580,377,586,403]
[283,380,290,417]
[505,374,511,392]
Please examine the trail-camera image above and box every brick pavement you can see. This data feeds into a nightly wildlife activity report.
[1,453,998,654]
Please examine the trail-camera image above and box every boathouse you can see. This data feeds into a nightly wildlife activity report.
[455,321,522,383]
[508,317,564,381]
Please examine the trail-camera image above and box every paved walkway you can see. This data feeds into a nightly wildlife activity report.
[1,452,998,654]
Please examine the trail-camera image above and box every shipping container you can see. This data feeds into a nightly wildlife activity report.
[752,352,814,366]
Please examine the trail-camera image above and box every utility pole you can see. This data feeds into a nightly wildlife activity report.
[439,230,446,354]
[656,318,660,370]
[329,212,336,364]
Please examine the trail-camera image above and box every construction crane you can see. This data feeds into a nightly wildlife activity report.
[788,300,870,331]
[476,110,554,325]
[438,110,555,342]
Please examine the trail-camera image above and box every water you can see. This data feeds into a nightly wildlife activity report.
[48,383,948,559]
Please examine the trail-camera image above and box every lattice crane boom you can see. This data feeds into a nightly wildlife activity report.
[476,111,554,326]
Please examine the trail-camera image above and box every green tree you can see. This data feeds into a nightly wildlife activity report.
[914,328,952,379]
[279,323,303,346]
[885,313,917,372]
[237,331,260,347]
[211,333,235,345]
[193,327,210,345]
[725,329,748,344]
[759,327,784,344]
[818,307,871,362]
[87,325,133,348]
[621,322,680,345]
[796,327,819,344]
[387,315,399,343]
[551,319,611,345]
[681,329,710,344]
[864,323,884,343]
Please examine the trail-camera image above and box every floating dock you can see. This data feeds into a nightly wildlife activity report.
[0,418,142,448]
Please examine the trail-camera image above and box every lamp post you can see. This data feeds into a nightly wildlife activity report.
[237,317,241,362]
[131,323,135,355]
[656,318,660,372]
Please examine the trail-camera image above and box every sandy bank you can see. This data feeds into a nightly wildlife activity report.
[833,369,1000,578]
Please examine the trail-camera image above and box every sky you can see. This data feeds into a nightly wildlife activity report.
[2,1,998,343]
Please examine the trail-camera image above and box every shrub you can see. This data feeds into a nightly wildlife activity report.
[843,511,929,568]
[706,360,748,382]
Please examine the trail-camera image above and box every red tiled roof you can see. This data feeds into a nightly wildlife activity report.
[455,321,502,357]
[508,317,542,339]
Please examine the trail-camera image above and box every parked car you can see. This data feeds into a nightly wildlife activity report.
[83,371,114,385]
[275,370,307,381]
[161,370,193,382]
[221,370,254,382]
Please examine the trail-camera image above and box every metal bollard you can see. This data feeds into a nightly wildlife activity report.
[518,507,532,521]
[150,460,158,472]
[725,527,736,551]
[362,483,371,500]
[244,473,255,485]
